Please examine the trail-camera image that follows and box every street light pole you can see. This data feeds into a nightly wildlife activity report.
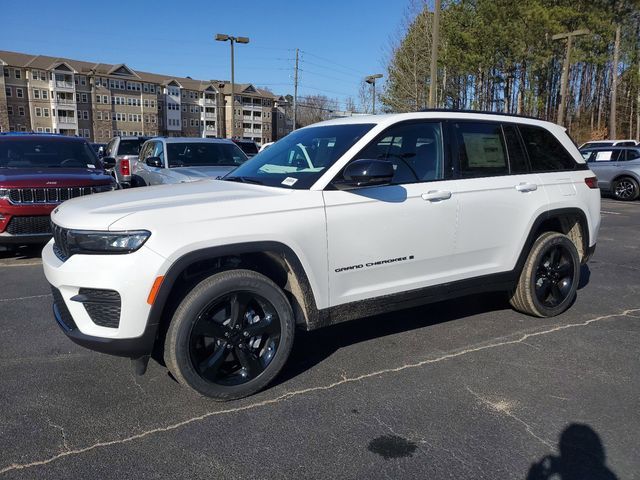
[365,74,383,114]
[215,33,249,139]
[552,29,588,126]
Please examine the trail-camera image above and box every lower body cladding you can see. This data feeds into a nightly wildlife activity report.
[42,240,167,358]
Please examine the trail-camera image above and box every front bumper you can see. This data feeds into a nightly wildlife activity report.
[43,240,168,357]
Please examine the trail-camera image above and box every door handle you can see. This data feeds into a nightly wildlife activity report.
[515,182,538,192]
[421,190,452,201]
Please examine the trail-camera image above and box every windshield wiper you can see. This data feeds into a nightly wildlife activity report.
[223,176,263,185]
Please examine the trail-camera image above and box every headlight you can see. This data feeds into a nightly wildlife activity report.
[67,230,150,254]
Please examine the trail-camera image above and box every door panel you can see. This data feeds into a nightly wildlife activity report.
[324,181,459,306]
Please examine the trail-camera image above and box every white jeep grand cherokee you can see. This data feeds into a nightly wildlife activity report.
[43,111,601,400]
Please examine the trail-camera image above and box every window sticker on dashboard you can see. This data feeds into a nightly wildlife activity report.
[87,164,95,169]
[282,177,298,186]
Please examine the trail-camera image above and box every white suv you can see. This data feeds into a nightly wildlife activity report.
[43,111,601,400]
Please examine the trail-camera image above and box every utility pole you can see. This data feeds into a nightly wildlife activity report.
[215,33,250,139]
[428,0,441,108]
[552,29,589,126]
[365,74,383,114]
[293,48,299,131]
[610,25,621,139]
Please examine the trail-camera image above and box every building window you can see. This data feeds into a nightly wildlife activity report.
[83,111,89,120]
[14,69,21,79]
[103,95,108,103]
[97,111,102,120]
[15,88,23,98]
[36,127,44,133]
[42,90,48,99]
[18,107,25,116]
[5,87,10,97]
[96,95,101,103]
[35,107,42,117]
[33,89,40,99]
[81,93,88,103]
[45,127,51,133]
[3,68,8,77]
[43,108,49,117]
[7,106,12,115]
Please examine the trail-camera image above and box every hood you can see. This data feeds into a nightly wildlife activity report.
[170,165,237,181]
[0,168,113,188]
[51,179,294,231]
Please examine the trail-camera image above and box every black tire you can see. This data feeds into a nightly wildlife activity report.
[612,176,639,201]
[510,232,580,318]
[164,269,295,400]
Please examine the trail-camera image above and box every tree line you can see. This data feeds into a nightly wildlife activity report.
[381,0,640,143]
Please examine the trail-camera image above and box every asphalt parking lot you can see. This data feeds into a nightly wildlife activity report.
[0,199,638,479]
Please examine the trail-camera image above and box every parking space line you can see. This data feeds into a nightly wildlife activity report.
[1,307,638,476]
[0,294,51,303]
[601,210,621,215]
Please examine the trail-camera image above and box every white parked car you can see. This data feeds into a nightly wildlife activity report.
[579,139,639,149]
[131,137,248,186]
[43,111,600,400]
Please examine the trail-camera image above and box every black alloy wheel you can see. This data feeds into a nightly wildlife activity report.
[189,291,281,386]
[534,244,576,308]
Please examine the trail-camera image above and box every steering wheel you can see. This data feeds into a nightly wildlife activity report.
[381,153,420,182]
[60,158,81,167]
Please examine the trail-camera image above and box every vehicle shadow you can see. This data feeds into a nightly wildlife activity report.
[578,264,591,290]
[526,423,618,480]
[0,244,45,260]
[275,291,509,386]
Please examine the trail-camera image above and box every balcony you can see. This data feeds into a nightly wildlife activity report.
[55,80,74,89]
[204,124,216,131]
[204,98,216,105]
[56,98,75,106]
[204,112,216,118]
[57,116,76,124]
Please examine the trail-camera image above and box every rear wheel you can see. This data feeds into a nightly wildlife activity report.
[510,232,580,318]
[164,269,295,400]
[612,176,639,201]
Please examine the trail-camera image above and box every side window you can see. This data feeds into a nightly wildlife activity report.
[591,150,620,162]
[105,139,116,157]
[502,124,529,174]
[519,125,577,171]
[139,143,152,162]
[625,149,640,161]
[153,142,165,164]
[354,122,443,184]
[453,122,508,178]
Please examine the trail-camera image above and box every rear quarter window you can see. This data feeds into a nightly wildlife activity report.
[519,125,577,172]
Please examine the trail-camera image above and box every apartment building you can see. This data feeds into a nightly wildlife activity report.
[0,50,288,144]
[272,95,294,140]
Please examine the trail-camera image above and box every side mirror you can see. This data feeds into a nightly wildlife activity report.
[335,159,394,189]
[146,156,163,168]
[102,156,116,169]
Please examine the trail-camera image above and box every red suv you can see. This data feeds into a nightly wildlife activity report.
[0,134,116,246]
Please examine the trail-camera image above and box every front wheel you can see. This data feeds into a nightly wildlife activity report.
[612,177,639,201]
[510,232,580,318]
[164,269,295,400]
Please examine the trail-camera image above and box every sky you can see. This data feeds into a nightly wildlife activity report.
[0,0,411,111]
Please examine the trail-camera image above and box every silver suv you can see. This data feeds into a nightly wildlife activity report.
[581,146,640,201]
[132,137,248,186]
[102,136,150,188]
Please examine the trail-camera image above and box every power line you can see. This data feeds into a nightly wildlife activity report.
[298,68,360,84]
[299,50,367,76]
[299,59,364,80]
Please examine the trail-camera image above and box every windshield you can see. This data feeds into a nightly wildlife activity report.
[0,138,100,169]
[118,139,146,156]
[224,123,375,188]
[235,141,259,155]
[167,142,248,167]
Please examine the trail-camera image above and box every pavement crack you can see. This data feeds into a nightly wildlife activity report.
[45,418,70,453]
[465,386,553,448]
[1,307,637,476]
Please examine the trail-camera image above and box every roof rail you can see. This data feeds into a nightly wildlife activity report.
[0,131,64,136]
[418,108,543,122]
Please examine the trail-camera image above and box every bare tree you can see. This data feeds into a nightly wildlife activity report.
[296,94,337,127]
[345,97,357,113]
[358,82,373,113]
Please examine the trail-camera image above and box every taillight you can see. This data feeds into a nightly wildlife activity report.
[120,158,130,176]
[584,176,598,189]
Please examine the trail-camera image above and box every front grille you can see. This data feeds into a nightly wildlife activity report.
[7,187,94,205]
[77,288,121,328]
[51,222,70,260]
[5,216,52,235]
[51,286,77,330]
